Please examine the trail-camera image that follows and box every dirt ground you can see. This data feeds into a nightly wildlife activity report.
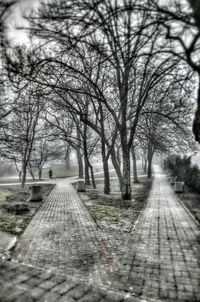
[78,176,152,232]
[0,184,55,236]
[176,185,200,224]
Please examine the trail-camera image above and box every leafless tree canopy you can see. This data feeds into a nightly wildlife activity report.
[0,0,199,197]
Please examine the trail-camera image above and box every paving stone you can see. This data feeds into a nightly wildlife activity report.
[30,287,45,299]
[112,167,200,300]
[51,281,77,295]
[2,288,26,302]
[58,296,76,302]
[41,291,60,302]
[1,167,200,301]
[13,179,113,285]
[15,294,33,302]
[78,292,102,302]
[67,285,90,300]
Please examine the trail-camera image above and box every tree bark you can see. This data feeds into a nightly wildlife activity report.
[84,153,90,185]
[144,158,147,173]
[65,144,71,170]
[103,158,110,194]
[21,147,29,188]
[21,163,27,188]
[131,145,139,183]
[99,104,111,194]
[121,146,131,200]
[76,147,83,178]
[111,149,123,191]
[38,168,42,180]
[18,171,22,182]
[119,64,132,200]
[147,146,154,179]
[28,164,35,180]
[193,77,200,143]
[89,164,96,189]
[83,123,90,185]
[120,130,131,200]
[147,156,152,179]
[76,127,84,178]
[116,145,121,169]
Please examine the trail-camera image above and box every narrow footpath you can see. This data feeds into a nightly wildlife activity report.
[13,179,113,285]
[0,167,199,301]
[114,167,200,301]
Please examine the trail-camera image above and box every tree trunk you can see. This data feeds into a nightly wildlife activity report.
[121,146,131,200]
[111,149,123,191]
[83,127,90,185]
[131,145,139,183]
[21,148,29,188]
[65,144,71,170]
[147,156,152,179]
[116,146,121,169]
[99,104,110,194]
[89,164,96,189]
[118,57,132,200]
[38,168,42,180]
[147,148,154,179]
[144,158,147,173]
[76,128,84,178]
[14,160,22,182]
[84,154,90,185]
[76,147,83,178]
[18,171,22,182]
[100,128,110,194]
[120,130,131,200]
[193,77,200,143]
[82,121,91,185]
[28,164,35,180]
[21,164,27,188]
[103,158,110,194]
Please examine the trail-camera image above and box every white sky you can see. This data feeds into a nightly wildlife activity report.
[4,0,42,44]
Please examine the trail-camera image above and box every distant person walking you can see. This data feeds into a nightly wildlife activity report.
[49,168,53,179]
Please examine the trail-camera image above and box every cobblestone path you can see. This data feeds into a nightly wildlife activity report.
[0,259,156,302]
[3,167,200,301]
[13,179,113,285]
[114,167,200,301]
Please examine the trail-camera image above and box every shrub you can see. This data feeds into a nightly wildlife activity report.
[165,154,200,193]
[164,155,191,181]
[1,202,30,214]
[185,165,200,192]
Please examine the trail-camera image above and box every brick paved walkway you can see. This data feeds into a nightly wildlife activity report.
[114,167,200,301]
[2,167,199,301]
[0,259,155,302]
[13,179,114,285]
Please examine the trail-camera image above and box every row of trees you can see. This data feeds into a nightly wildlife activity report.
[0,0,198,197]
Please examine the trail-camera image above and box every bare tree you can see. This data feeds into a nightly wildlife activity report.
[0,90,42,187]
[4,0,197,199]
